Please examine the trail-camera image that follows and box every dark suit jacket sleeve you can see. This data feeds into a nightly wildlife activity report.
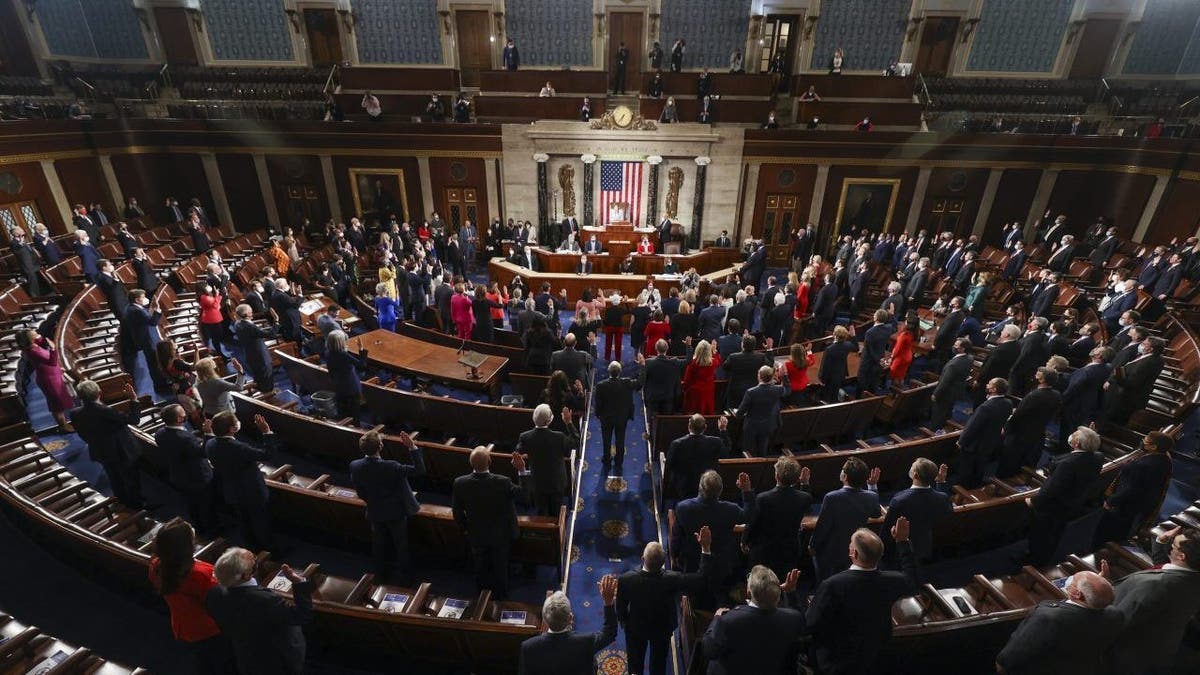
[701,606,731,660]
[895,540,919,592]
[402,445,426,478]
[1031,460,1073,512]
[592,605,619,653]
[264,578,316,625]
[995,605,1057,673]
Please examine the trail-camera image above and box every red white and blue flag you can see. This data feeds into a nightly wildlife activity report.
[600,160,642,225]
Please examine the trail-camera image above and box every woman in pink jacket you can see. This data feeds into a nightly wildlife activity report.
[450,282,475,340]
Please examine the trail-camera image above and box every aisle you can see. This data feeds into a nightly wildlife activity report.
[564,338,668,675]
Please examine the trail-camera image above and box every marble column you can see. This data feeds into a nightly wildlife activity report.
[534,153,550,240]
[808,164,830,227]
[1024,169,1059,240]
[319,154,342,222]
[1133,174,1170,243]
[904,167,932,234]
[39,160,73,231]
[581,154,596,227]
[691,156,711,250]
[252,154,281,231]
[972,169,1004,238]
[97,155,125,215]
[645,155,663,227]
[199,152,234,232]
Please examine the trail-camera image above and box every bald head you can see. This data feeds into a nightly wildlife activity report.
[469,446,491,472]
[1066,571,1114,609]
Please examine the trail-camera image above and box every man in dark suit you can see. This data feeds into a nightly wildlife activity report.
[743,457,812,581]
[739,243,767,290]
[124,289,167,389]
[735,364,790,457]
[811,457,882,580]
[270,279,304,344]
[1107,310,1140,354]
[714,230,733,247]
[74,230,102,283]
[189,217,211,254]
[1089,227,1120,267]
[1026,426,1104,565]
[1092,430,1173,548]
[434,273,456,333]
[96,260,129,320]
[881,459,951,564]
[1067,323,1099,367]
[233,303,278,393]
[957,377,1014,488]
[726,290,758,334]
[807,518,919,674]
[1040,214,1067,246]
[641,339,683,418]
[517,404,573,519]
[1109,325,1146,370]
[594,360,642,467]
[619,529,713,675]
[207,411,279,552]
[451,447,528,599]
[996,570,1122,675]
[1101,279,1138,335]
[929,338,973,430]
[1009,317,1050,396]
[762,291,796,348]
[1058,346,1113,450]
[664,414,729,503]
[857,310,893,397]
[701,564,806,675]
[72,204,100,243]
[904,259,930,311]
[1027,271,1061,319]
[974,324,1021,404]
[583,235,604,255]
[71,380,144,507]
[551,333,593,386]
[932,297,966,362]
[155,404,216,533]
[207,548,313,675]
[670,470,755,591]
[1045,235,1077,274]
[810,274,840,337]
[1103,336,1164,424]
[1102,525,1200,674]
[9,227,46,296]
[350,430,425,583]
[1151,252,1185,301]
[520,576,619,675]
[1003,242,1028,280]
[723,335,771,409]
[817,325,856,403]
[997,367,1061,478]
[1002,223,1023,251]
[574,254,594,275]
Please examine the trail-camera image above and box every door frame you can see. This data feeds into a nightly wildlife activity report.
[301,7,344,67]
[453,3,497,74]
[606,6,650,73]
[914,15,960,77]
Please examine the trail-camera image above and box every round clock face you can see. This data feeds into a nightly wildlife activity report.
[613,105,634,128]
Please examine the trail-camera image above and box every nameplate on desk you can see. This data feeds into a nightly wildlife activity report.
[380,593,411,614]
[299,299,324,315]
[438,598,470,619]
[500,610,527,625]
[458,351,488,370]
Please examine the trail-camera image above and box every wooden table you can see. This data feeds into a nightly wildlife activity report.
[351,329,508,401]
[488,259,740,303]
[300,295,360,335]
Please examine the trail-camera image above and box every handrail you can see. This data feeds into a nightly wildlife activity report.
[1097,77,1110,104]
[323,63,340,96]
[1178,95,1198,115]
[916,72,933,108]
[72,76,95,101]
[157,62,172,91]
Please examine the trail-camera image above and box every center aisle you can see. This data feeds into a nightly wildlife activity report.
[564,337,668,675]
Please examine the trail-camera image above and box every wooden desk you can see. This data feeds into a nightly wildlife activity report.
[532,247,741,276]
[479,70,608,94]
[299,295,359,335]
[790,74,915,100]
[475,95,606,122]
[658,72,775,98]
[489,259,740,303]
[640,97,770,124]
[352,329,507,400]
[582,224,657,248]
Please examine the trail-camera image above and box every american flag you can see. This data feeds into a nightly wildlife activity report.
[600,160,642,225]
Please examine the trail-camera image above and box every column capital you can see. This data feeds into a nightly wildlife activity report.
[533,153,551,163]
[694,156,711,167]
[646,155,663,165]
[580,153,597,164]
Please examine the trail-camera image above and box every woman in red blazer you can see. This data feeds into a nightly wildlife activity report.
[643,309,672,355]
[637,236,655,255]
[149,520,234,673]
[682,339,721,414]
[784,342,815,404]
[197,282,224,356]
[889,316,919,386]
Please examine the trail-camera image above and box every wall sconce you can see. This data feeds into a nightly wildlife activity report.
[595,13,605,38]
[649,13,659,36]
[961,18,980,42]
[337,9,355,33]
[186,7,203,32]
[804,15,819,41]
[1066,19,1086,44]
[906,16,924,42]
[439,10,451,35]
[283,8,301,34]
[1120,21,1141,46]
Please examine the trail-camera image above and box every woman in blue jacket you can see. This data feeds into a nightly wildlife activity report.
[324,330,363,419]
[374,281,400,332]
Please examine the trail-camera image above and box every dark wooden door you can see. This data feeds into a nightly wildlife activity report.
[757,194,800,265]
[759,15,800,76]
[1069,18,1122,78]
[153,7,199,66]
[925,197,968,238]
[283,184,323,229]
[442,187,482,235]
[608,12,644,92]
[304,9,343,67]
[915,17,958,76]
[456,10,491,88]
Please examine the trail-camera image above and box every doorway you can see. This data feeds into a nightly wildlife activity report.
[758,15,800,77]
[925,198,968,238]
[607,12,644,93]
[455,10,491,88]
[304,9,343,67]
[443,187,481,233]
[915,17,959,76]
[1069,19,1122,79]
[283,184,323,229]
[153,7,199,65]
[0,201,43,245]
[758,194,800,265]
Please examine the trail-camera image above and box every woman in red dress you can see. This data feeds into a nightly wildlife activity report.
[643,309,672,355]
[637,236,655,254]
[682,339,721,414]
[784,342,815,405]
[889,316,919,386]
[149,520,234,674]
[794,268,813,319]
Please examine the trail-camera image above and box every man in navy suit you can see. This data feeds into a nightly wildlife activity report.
[1067,323,1099,366]
[735,364,790,457]
[997,367,1062,478]
[1009,317,1050,396]
[1135,246,1167,289]
[1102,280,1139,335]
[701,564,805,675]
[1002,222,1023,251]
[722,334,771,409]
[1089,226,1119,267]
[124,288,168,389]
[743,457,812,581]
[932,297,966,362]
[350,429,425,584]
[207,411,279,552]
[1058,346,1113,450]
[74,230,102,283]
[670,469,755,596]
[518,580,618,675]
[904,259,930,312]
[1092,430,1173,548]
[1026,426,1104,565]
[642,339,683,418]
[664,414,729,502]
[1003,241,1027,280]
[594,361,641,467]
[574,254,593,275]
[929,338,973,430]
[696,295,727,342]
[810,273,839,336]
[857,310,893,396]
[1027,271,1061,319]
[155,404,216,533]
[817,325,857,403]
[957,377,1014,488]
[1151,253,1184,302]
[974,324,1021,404]
[71,380,144,508]
[811,457,882,580]
[583,234,604,254]
[233,303,278,393]
[882,458,951,564]
[452,447,528,599]
[739,242,767,290]
[806,517,919,674]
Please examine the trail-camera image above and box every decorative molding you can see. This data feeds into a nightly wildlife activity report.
[581,153,597,164]
[907,17,924,43]
[589,112,657,130]
[533,153,550,162]
[646,155,663,165]
[694,156,711,166]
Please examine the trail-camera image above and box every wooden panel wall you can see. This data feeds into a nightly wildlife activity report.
[216,153,268,230]
[428,157,489,231]
[109,153,213,218]
[984,169,1042,244]
[53,157,113,214]
[1150,179,1200,243]
[919,167,990,237]
[0,162,62,233]
[1046,170,1155,240]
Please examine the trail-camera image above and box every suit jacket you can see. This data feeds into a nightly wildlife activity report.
[1061,362,1111,422]
[208,434,278,507]
[977,340,1020,388]
[933,353,973,403]
[811,487,882,578]
[1105,539,1200,671]
[1028,283,1060,318]
[996,601,1124,675]
[697,305,726,342]
[1090,236,1119,266]
[451,471,523,547]
[736,381,789,432]
[617,553,710,637]
[1100,291,1136,321]
[806,541,918,673]
[1003,251,1027,279]
[960,396,1013,460]
[76,242,101,278]
[882,486,951,561]
[817,339,856,395]
[740,247,767,287]
[860,323,893,370]
[1046,245,1075,273]
[1067,336,1095,366]
[743,485,812,572]
[234,320,276,377]
[1107,352,1163,413]
[519,427,572,495]
[1010,331,1049,379]
[1004,386,1061,445]
[904,269,928,305]
[1031,450,1103,521]
[97,274,129,320]
[726,298,757,332]
[518,605,617,675]
[1105,452,1171,524]
[206,580,314,675]
[642,355,683,406]
[551,348,592,385]
[1152,263,1183,298]
[132,258,158,294]
[701,603,806,675]
[70,399,142,465]
[724,351,772,408]
[811,283,839,323]
[349,450,426,522]
[594,375,640,424]
[665,432,728,499]
[155,426,212,491]
[671,493,755,576]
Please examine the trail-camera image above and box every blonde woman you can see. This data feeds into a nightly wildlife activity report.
[196,356,245,417]
[670,299,698,355]
[377,260,398,300]
[682,339,720,414]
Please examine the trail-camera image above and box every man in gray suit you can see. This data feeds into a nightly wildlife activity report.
[1103,525,1200,674]
[735,364,790,456]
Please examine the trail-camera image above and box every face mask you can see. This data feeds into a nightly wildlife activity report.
[1139,344,1151,355]
[140,297,150,306]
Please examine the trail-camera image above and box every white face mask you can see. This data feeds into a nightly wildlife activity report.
[140,297,150,306]
[1139,344,1152,355]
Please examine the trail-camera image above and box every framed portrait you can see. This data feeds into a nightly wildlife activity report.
[833,178,900,237]
[349,169,409,224]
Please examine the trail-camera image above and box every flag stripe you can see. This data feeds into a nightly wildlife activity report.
[600,160,642,225]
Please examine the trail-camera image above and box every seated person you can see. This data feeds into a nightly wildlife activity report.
[619,254,636,274]
[799,85,821,101]
[807,116,820,130]
[662,257,680,275]
[584,235,604,254]
[637,236,655,255]
[857,116,873,132]
[558,235,581,252]
[714,230,732,247]
[539,81,556,97]
[761,111,780,129]
[576,254,594,275]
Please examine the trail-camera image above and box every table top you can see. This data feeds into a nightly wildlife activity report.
[352,329,508,391]
[300,295,360,332]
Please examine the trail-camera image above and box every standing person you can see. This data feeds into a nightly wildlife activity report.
[16,330,75,432]
[602,295,629,362]
[1092,431,1173,548]
[232,304,277,393]
[518,577,619,675]
[518,404,573,516]
[928,338,972,430]
[149,520,235,675]
[125,288,168,390]
[207,411,279,553]
[643,309,672,356]
[888,317,918,387]
[206,548,314,675]
[197,282,225,358]
[1058,346,1113,450]
[642,338,683,417]
[324,330,363,419]
[350,430,425,584]
[648,42,663,71]
[451,447,528,599]
[735,365,790,457]
[811,458,881,580]
[700,564,805,673]
[670,39,685,72]
[619,528,713,675]
[472,285,504,342]
[670,470,756,594]
[743,457,812,581]
[361,91,382,120]
[374,281,400,332]
[682,340,721,415]
[9,227,46,296]
[1025,426,1104,566]
[594,359,643,468]
[521,314,559,375]
[155,405,217,533]
[723,334,772,410]
[881,459,951,563]
[450,283,475,341]
[71,380,144,507]
[956,377,1013,488]
[783,342,815,405]
[502,39,519,70]
[857,310,894,396]
[817,325,857,403]
[613,41,630,94]
[996,367,1061,478]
